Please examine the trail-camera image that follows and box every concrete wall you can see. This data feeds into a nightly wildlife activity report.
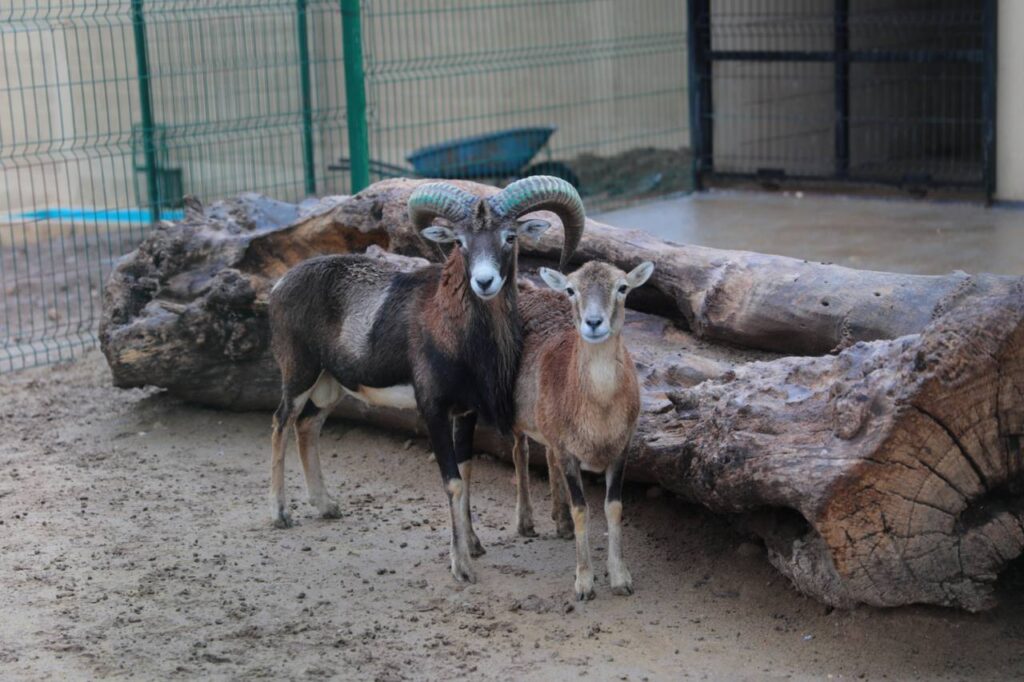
[997,0,1024,201]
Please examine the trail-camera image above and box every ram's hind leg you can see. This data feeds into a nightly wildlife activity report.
[295,397,342,519]
[512,433,537,537]
[269,360,320,528]
[454,412,485,557]
[270,397,296,528]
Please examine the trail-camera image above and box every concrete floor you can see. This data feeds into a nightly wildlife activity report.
[595,191,1024,276]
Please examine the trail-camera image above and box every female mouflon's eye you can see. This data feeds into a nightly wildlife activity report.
[618,284,628,294]
[566,287,576,296]
[505,233,516,244]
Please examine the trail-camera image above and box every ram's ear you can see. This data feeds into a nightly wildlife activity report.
[421,225,458,243]
[539,267,569,291]
[625,261,654,288]
[517,218,551,243]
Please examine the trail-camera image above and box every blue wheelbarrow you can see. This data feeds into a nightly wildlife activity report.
[329,125,580,189]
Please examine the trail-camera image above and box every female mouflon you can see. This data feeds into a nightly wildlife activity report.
[512,260,654,600]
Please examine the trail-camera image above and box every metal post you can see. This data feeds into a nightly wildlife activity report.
[341,0,370,193]
[296,0,316,196]
[130,0,160,223]
[834,0,849,178]
[982,0,997,203]
[687,0,712,190]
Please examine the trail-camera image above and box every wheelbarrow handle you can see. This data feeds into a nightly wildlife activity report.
[328,158,419,179]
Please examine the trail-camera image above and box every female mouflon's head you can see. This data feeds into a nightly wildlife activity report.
[539,260,654,343]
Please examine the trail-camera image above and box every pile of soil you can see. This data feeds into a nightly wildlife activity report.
[572,147,693,206]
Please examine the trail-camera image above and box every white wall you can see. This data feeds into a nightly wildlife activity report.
[997,0,1024,201]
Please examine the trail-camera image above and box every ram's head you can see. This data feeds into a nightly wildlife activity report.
[409,176,585,300]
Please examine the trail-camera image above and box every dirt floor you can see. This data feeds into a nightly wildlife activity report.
[2,351,1024,681]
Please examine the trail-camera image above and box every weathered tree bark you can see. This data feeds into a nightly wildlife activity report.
[100,186,1024,611]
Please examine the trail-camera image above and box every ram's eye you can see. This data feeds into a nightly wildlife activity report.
[565,287,576,296]
[618,284,628,294]
[457,237,467,248]
[505,233,516,244]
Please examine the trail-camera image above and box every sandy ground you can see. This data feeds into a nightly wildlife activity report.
[1,352,1023,681]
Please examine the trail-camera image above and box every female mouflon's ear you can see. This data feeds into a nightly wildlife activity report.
[625,261,655,289]
[539,267,570,291]
[516,218,551,242]
[421,225,458,243]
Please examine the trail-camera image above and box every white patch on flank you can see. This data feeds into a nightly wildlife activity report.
[310,371,343,408]
[339,289,387,360]
[342,384,417,410]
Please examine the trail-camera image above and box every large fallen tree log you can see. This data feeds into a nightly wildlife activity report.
[100,184,1024,611]
[328,179,1021,355]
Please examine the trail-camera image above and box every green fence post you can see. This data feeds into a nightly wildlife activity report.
[130,0,160,223]
[341,0,370,193]
[296,0,317,196]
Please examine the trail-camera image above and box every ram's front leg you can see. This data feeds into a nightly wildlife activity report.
[426,408,476,584]
[604,457,633,596]
[454,412,485,557]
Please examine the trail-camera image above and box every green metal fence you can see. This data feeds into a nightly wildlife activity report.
[1,0,690,371]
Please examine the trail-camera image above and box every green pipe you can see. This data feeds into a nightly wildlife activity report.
[296,0,316,196]
[341,0,370,193]
[130,0,160,223]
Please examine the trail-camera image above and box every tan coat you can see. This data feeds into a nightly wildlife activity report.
[514,287,640,471]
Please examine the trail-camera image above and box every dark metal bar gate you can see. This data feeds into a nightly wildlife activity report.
[688,0,997,199]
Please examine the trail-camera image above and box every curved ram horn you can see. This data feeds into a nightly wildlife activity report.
[408,182,479,231]
[488,175,585,272]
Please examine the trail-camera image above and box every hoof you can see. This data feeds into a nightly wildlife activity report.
[271,512,294,529]
[469,539,486,558]
[575,572,595,601]
[517,523,538,538]
[319,500,343,519]
[451,563,478,584]
[610,583,634,596]
[555,524,575,540]
[575,587,596,601]
[609,566,633,595]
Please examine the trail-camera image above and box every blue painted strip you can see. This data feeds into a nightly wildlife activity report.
[15,207,184,224]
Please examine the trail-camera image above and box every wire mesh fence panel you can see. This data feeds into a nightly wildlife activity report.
[360,0,691,211]
[0,0,349,371]
[2,0,691,372]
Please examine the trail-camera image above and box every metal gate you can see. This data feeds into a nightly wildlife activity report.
[687,0,997,198]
